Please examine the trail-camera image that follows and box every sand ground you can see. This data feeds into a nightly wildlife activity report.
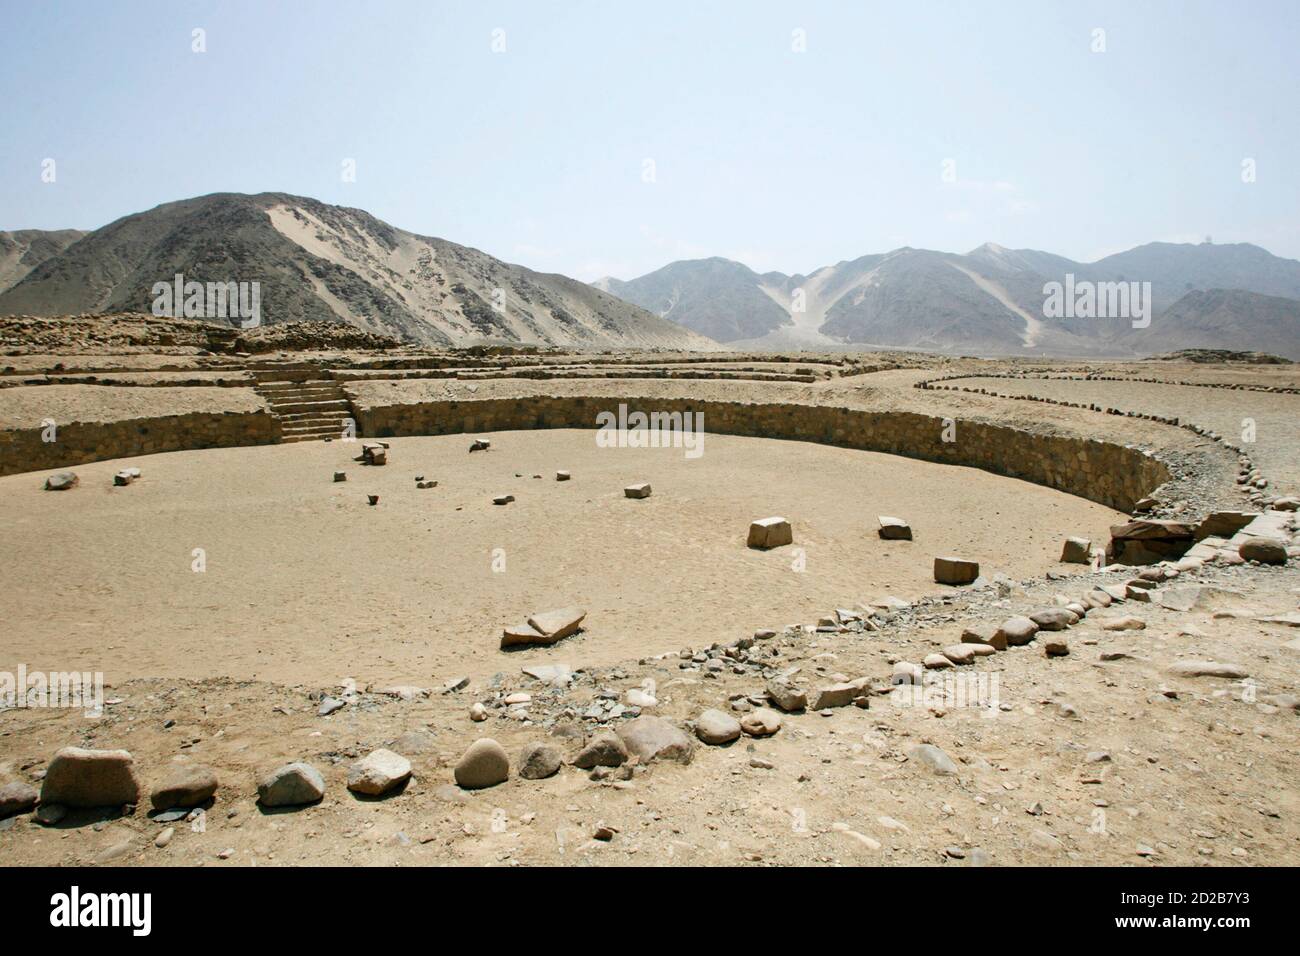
[0,429,1123,687]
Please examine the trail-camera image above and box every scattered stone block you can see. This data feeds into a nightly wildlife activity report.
[877,516,912,540]
[113,471,134,487]
[556,470,571,481]
[44,472,78,491]
[747,516,793,549]
[333,471,347,482]
[40,747,140,808]
[1060,537,1092,564]
[527,607,586,641]
[934,556,980,585]
[362,443,387,465]
[492,493,514,505]
[624,482,652,499]
[1043,638,1070,657]
[469,438,491,452]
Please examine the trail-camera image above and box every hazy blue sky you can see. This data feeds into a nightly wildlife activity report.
[2,1,1297,279]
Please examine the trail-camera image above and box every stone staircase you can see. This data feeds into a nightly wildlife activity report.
[251,363,357,444]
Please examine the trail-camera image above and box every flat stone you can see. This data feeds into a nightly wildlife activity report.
[454,739,510,789]
[909,743,958,775]
[811,681,865,709]
[1101,615,1146,631]
[527,607,587,641]
[40,747,141,808]
[624,482,652,499]
[695,709,742,745]
[517,742,562,779]
[257,762,326,807]
[150,764,218,811]
[617,716,694,764]
[877,516,912,540]
[1167,661,1250,679]
[747,516,793,549]
[923,652,953,669]
[934,556,980,585]
[347,749,412,796]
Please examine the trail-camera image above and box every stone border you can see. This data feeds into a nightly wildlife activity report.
[914,372,1281,511]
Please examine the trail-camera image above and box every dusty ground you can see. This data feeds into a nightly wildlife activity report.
[1,338,1297,868]
[0,430,1122,685]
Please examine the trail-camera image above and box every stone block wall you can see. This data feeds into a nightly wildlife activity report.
[356,395,1169,512]
[0,410,281,477]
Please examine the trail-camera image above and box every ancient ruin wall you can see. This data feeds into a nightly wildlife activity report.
[357,396,1169,512]
[0,410,280,477]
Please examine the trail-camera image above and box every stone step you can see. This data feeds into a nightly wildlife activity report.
[270,399,351,415]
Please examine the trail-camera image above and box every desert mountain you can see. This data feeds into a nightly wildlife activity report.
[1121,288,1300,360]
[0,229,86,294]
[0,193,717,350]
[599,240,1300,357]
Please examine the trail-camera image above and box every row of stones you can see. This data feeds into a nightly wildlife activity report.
[917,369,1300,396]
[913,374,1275,514]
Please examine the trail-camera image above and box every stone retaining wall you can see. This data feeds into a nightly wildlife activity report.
[356,395,1168,512]
[0,410,280,477]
